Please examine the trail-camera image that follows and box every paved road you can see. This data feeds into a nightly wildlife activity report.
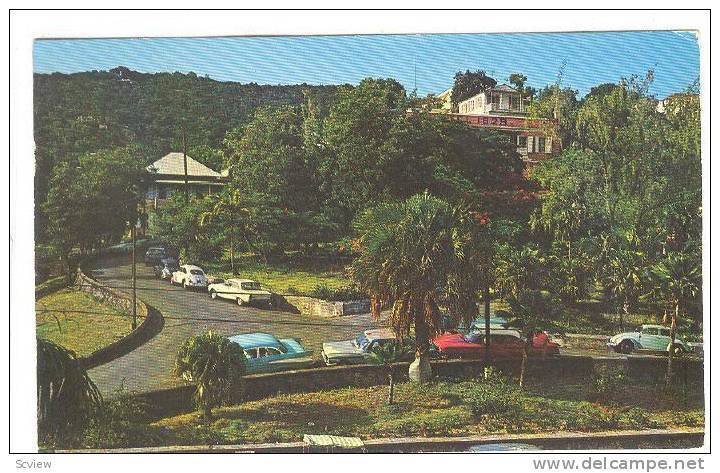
[87,256,379,394]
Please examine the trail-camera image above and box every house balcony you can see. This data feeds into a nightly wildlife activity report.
[486,102,527,114]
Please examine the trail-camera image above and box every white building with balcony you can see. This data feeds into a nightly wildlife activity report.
[457,84,528,115]
[433,83,557,165]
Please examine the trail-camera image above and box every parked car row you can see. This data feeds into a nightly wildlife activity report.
[225,321,692,376]
[321,326,560,366]
[146,246,274,308]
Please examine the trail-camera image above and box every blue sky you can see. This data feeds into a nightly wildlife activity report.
[34,31,699,98]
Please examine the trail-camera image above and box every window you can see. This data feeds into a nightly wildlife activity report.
[491,93,500,106]
[659,328,671,337]
[464,333,484,344]
[537,137,546,153]
[642,327,659,336]
[265,347,283,356]
[244,348,258,359]
[517,136,527,148]
[509,95,519,110]
[241,281,261,290]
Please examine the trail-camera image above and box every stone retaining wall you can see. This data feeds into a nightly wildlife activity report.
[75,268,164,370]
[276,295,370,318]
[76,268,145,318]
[132,355,701,420]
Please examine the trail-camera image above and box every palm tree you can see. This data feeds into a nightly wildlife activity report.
[174,331,247,419]
[198,189,250,275]
[37,338,102,444]
[599,231,645,331]
[368,341,413,404]
[495,243,544,299]
[350,193,487,383]
[649,247,701,386]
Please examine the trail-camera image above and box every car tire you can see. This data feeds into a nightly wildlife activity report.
[670,343,684,356]
[210,290,217,299]
[619,340,634,354]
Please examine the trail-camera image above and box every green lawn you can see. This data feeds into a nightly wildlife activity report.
[36,288,134,357]
[203,255,355,298]
[74,374,702,449]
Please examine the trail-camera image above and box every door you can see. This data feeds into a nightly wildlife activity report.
[220,281,235,300]
[639,326,663,350]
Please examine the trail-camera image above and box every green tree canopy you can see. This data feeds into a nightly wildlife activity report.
[451,70,497,106]
[350,192,491,381]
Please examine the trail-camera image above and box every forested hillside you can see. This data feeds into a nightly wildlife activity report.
[33,67,339,241]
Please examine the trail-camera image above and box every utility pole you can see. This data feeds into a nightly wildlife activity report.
[131,222,137,330]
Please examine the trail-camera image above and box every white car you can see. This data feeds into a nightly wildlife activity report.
[207,278,273,306]
[171,264,208,289]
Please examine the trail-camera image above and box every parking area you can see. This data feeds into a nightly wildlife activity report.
[87,255,380,394]
[86,255,697,395]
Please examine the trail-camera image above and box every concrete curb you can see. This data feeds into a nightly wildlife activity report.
[53,428,704,453]
[75,266,165,370]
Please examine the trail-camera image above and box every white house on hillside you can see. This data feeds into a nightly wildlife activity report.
[431,83,557,164]
[145,152,227,207]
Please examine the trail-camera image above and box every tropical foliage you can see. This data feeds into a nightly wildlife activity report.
[368,341,414,404]
[350,193,492,381]
[174,331,247,419]
[37,338,102,444]
[649,246,702,384]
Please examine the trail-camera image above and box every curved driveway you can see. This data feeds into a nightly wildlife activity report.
[87,256,379,394]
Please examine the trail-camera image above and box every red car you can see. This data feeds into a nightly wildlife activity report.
[432,329,560,359]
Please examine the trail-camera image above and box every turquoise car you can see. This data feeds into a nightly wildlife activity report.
[228,332,314,374]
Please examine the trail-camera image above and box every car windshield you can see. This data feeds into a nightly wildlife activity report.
[189,269,204,276]
[354,334,370,349]
[241,282,261,290]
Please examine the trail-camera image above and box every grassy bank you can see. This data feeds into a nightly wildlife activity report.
[203,254,356,299]
[68,373,703,449]
[36,288,133,357]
